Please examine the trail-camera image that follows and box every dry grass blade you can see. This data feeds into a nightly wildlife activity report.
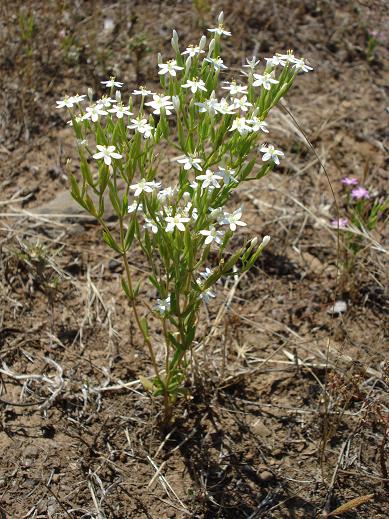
[326,494,375,516]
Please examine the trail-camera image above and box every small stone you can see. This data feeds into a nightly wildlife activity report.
[327,300,347,315]
[259,470,274,483]
[272,448,282,457]
[166,511,176,518]
[108,258,122,272]
[52,473,60,482]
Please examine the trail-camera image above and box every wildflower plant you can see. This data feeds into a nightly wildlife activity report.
[58,12,312,422]
[331,177,388,284]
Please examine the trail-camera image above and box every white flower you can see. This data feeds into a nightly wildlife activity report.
[130,179,161,197]
[243,56,260,70]
[185,203,198,221]
[177,156,202,171]
[158,60,184,77]
[260,144,284,165]
[165,214,190,232]
[199,267,213,279]
[220,208,247,231]
[101,77,123,88]
[222,82,248,96]
[232,95,252,112]
[249,116,269,133]
[207,24,231,37]
[56,96,75,109]
[217,167,238,185]
[204,57,227,70]
[144,217,159,234]
[276,52,296,67]
[199,226,224,245]
[195,92,219,116]
[158,186,176,202]
[155,296,170,314]
[214,98,236,115]
[252,73,279,90]
[293,58,313,73]
[93,145,122,165]
[132,87,154,96]
[75,94,87,103]
[83,104,108,122]
[98,96,117,108]
[182,45,205,57]
[264,56,283,68]
[128,201,140,213]
[108,104,132,119]
[145,94,174,115]
[199,289,216,303]
[182,78,207,94]
[196,169,223,189]
[229,116,252,135]
[127,118,153,139]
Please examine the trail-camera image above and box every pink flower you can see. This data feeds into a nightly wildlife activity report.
[341,177,358,186]
[351,186,370,200]
[331,218,348,229]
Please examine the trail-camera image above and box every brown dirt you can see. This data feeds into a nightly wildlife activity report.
[0,1,388,518]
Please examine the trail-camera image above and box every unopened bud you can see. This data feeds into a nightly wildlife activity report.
[115,90,122,103]
[172,95,180,112]
[185,56,192,74]
[157,52,162,65]
[251,237,258,247]
[262,235,271,246]
[208,39,215,56]
[199,35,207,50]
[171,30,179,52]
[218,11,224,24]
[87,87,93,102]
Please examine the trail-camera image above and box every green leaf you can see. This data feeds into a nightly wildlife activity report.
[140,317,149,338]
[98,164,110,192]
[149,275,161,292]
[103,230,122,253]
[80,159,94,186]
[69,174,81,201]
[121,278,132,299]
[123,219,136,251]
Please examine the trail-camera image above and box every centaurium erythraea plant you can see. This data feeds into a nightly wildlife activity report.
[58,12,313,422]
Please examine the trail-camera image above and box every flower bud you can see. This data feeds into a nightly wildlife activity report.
[87,87,93,102]
[218,11,224,24]
[172,95,180,112]
[171,30,179,53]
[251,237,258,247]
[185,56,192,74]
[208,39,215,56]
[115,90,122,103]
[199,35,206,50]
[157,52,162,65]
[262,235,271,246]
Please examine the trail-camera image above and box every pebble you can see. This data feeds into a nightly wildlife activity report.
[259,470,274,483]
[108,258,122,272]
[272,448,282,457]
[327,300,347,314]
